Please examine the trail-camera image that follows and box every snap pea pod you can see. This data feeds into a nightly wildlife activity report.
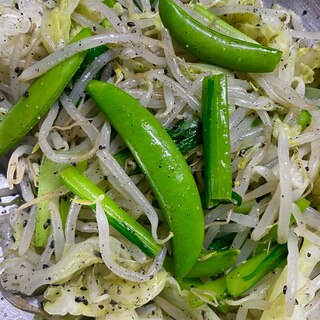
[0,28,92,155]
[164,249,239,278]
[188,276,229,310]
[159,0,281,73]
[60,167,162,257]
[113,117,202,175]
[193,3,258,44]
[86,80,205,280]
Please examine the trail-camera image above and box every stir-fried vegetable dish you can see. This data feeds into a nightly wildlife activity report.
[1,0,320,319]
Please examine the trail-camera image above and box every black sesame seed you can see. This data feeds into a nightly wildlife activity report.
[75,296,88,305]
[22,91,29,97]
[283,285,287,294]
[49,240,55,249]
[93,251,102,258]
[43,219,51,230]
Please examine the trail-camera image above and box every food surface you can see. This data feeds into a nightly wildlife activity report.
[1,0,320,319]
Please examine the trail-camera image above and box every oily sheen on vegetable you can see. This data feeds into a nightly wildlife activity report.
[86,80,205,280]
[1,0,320,319]
[0,28,92,155]
[159,0,282,72]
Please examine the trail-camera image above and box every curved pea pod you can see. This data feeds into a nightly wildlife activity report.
[159,0,282,73]
[164,249,239,278]
[187,249,239,278]
[86,80,205,280]
[0,28,92,155]
[188,276,229,310]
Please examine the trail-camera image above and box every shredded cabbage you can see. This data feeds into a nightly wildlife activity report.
[1,0,320,319]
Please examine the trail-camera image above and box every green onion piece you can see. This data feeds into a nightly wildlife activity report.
[166,117,202,154]
[208,233,235,251]
[202,74,232,208]
[298,110,312,131]
[60,167,162,257]
[226,244,287,297]
[231,191,242,206]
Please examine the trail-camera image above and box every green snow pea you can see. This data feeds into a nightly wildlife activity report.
[188,276,229,310]
[159,0,282,73]
[0,28,92,155]
[164,248,239,278]
[86,80,205,280]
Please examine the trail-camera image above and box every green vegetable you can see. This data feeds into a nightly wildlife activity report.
[226,244,287,297]
[234,199,257,214]
[298,110,312,131]
[164,249,239,278]
[207,233,235,251]
[188,276,228,309]
[103,0,116,7]
[35,157,70,247]
[0,28,92,156]
[166,117,202,154]
[193,3,258,44]
[183,249,239,278]
[113,148,140,176]
[41,0,80,53]
[202,74,232,208]
[60,167,162,257]
[159,0,282,72]
[113,117,202,175]
[20,237,104,295]
[72,45,109,84]
[86,80,204,280]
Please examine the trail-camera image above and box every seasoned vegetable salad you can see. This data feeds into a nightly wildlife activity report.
[0,0,320,319]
